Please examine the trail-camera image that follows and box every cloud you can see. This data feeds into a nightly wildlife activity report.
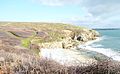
[36,0,120,18]
[35,0,120,17]
[81,0,120,17]
[35,0,120,28]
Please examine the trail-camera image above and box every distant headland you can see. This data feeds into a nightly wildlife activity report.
[93,28,120,30]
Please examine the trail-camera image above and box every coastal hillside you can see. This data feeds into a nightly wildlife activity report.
[0,22,99,49]
[1,22,118,74]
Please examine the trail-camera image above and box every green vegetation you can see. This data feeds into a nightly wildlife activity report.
[0,22,119,74]
[21,38,31,48]
[1,22,84,43]
[31,48,40,55]
[47,31,65,42]
[0,22,93,54]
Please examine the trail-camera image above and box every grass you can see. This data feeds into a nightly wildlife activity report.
[47,31,65,42]
[21,38,31,48]
[1,22,111,73]
[0,22,86,43]
[31,48,40,56]
[0,22,87,43]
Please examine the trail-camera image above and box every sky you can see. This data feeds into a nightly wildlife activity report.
[0,0,120,28]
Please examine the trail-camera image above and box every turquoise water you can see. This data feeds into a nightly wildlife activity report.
[94,29,120,51]
[85,29,120,61]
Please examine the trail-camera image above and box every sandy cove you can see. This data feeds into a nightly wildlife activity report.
[40,48,97,66]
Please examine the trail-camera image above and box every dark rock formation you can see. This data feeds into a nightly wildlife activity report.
[77,36,83,41]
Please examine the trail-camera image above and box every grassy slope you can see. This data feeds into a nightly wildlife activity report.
[0,22,85,47]
[0,22,120,73]
[0,22,88,57]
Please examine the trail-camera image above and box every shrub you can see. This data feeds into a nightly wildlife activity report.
[21,38,31,48]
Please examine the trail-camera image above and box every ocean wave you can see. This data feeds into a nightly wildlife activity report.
[78,36,120,61]
[84,46,120,61]
[78,36,103,47]
[90,44,103,48]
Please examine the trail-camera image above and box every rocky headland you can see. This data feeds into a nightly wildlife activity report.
[0,22,99,49]
[0,22,114,73]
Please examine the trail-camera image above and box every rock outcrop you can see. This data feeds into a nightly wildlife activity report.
[40,28,100,49]
[0,22,102,68]
[0,22,100,50]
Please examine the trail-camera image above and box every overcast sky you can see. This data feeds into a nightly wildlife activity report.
[0,0,120,28]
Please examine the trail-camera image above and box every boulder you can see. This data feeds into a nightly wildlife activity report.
[89,30,100,36]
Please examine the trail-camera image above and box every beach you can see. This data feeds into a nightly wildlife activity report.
[40,37,111,66]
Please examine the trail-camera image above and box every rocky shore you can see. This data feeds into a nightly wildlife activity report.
[39,28,100,49]
[35,24,102,66]
[0,22,120,74]
[0,22,102,66]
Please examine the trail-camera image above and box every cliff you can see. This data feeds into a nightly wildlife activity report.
[0,22,99,50]
[0,22,119,74]
[40,28,99,49]
[0,22,101,67]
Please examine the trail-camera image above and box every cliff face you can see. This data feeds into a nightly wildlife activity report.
[40,28,100,49]
[0,22,99,51]
[0,22,101,71]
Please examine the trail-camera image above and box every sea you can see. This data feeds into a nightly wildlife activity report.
[79,29,120,61]
[41,29,120,64]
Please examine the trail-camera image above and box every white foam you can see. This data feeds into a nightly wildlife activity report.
[84,46,120,61]
[90,44,103,48]
[78,37,120,61]
[78,37,103,48]
[78,37,102,49]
